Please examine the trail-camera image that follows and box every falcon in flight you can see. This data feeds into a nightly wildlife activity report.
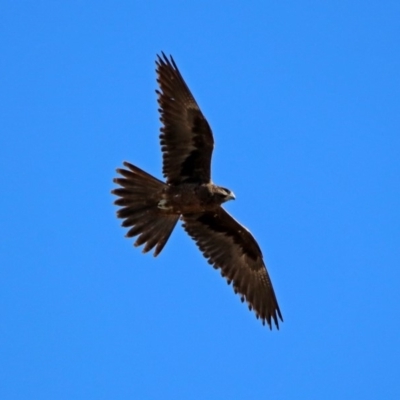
[112,53,283,329]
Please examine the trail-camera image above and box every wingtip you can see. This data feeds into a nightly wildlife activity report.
[156,51,168,65]
[272,310,283,330]
[155,52,177,71]
[153,249,161,257]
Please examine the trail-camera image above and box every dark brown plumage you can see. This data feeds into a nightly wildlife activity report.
[112,53,283,329]
[156,54,214,185]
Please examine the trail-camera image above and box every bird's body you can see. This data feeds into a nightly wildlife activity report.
[112,53,283,329]
[159,183,234,214]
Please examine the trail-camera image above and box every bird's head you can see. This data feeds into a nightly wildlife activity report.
[215,186,236,204]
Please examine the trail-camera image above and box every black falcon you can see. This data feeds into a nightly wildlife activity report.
[112,53,283,329]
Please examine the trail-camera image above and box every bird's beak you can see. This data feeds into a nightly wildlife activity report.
[228,191,236,201]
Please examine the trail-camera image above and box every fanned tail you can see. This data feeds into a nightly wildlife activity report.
[112,161,179,256]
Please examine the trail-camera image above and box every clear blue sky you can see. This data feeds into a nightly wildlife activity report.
[1,1,399,399]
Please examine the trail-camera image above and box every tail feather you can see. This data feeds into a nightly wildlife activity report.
[112,161,179,256]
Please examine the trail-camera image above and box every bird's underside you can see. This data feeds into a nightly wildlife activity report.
[112,53,283,329]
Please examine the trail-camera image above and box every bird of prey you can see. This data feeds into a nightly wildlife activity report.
[112,53,283,329]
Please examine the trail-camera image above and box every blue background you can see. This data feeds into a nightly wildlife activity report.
[1,1,399,399]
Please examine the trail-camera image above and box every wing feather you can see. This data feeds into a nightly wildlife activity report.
[182,208,283,329]
[156,53,214,184]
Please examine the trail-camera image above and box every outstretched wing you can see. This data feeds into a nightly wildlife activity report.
[182,208,283,329]
[156,53,214,185]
